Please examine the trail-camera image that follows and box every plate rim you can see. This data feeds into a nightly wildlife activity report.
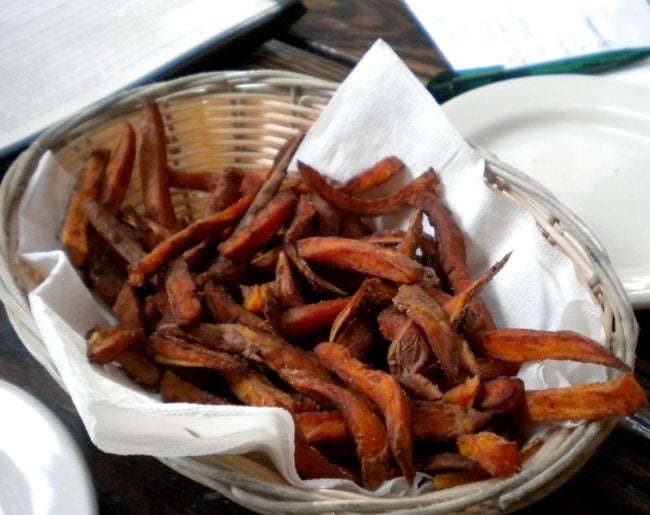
[0,378,98,515]
[442,73,650,308]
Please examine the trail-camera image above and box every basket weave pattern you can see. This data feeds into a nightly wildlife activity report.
[0,71,638,514]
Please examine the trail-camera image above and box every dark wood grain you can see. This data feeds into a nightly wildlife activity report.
[282,0,448,80]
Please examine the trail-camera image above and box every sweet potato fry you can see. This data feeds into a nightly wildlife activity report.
[83,200,147,265]
[275,250,305,309]
[128,194,253,287]
[397,208,424,258]
[148,334,246,373]
[315,342,415,484]
[177,323,332,383]
[330,277,396,341]
[283,244,347,296]
[413,190,495,332]
[442,375,481,409]
[113,284,146,329]
[296,411,351,445]
[297,237,424,284]
[339,156,406,195]
[432,469,490,490]
[203,282,277,336]
[115,349,162,391]
[60,149,110,268]
[472,329,630,371]
[457,431,521,477]
[334,317,375,361]
[285,371,391,490]
[444,252,511,329]
[88,325,144,364]
[218,189,297,261]
[202,167,245,216]
[165,257,202,326]
[477,376,525,414]
[139,99,179,230]
[280,298,350,339]
[284,194,317,243]
[160,370,229,405]
[521,373,647,423]
[299,161,439,216]
[362,230,406,247]
[411,401,492,441]
[99,121,136,214]
[393,284,462,379]
[387,319,431,375]
[395,373,443,402]
[417,452,476,474]
[226,131,303,240]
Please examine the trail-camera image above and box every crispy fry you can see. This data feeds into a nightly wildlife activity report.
[387,319,431,375]
[165,257,202,326]
[88,325,144,364]
[285,371,391,490]
[115,349,161,391]
[395,373,443,402]
[315,342,415,484]
[340,156,406,195]
[417,452,476,474]
[413,190,495,332]
[203,167,245,216]
[444,253,511,329]
[330,277,395,341]
[84,200,147,265]
[203,282,277,336]
[176,323,332,382]
[521,373,647,423]
[280,297,350,339]
[226,131,303,240]
[284,194,317,243]
[128,194,253,287]
[275,250,305,309]
[478,376,525,414]
[60,150,110,268]
[139,99,179,230]
[218,189,297,261]
[160,370,228,405]
[442,375,481,409]
[99,121,136,214]
[296,411,351,445]
[335,317,375,361]
[411,401,492,441]
[472,329,630,371]
[432,469,489,490]
[300,161,439,217]
[397,208,424,258]
[297,237,424,284]
[283,244,347,296]
[393,284,462,379]
[148,334,245,372]
[457,432,521,477]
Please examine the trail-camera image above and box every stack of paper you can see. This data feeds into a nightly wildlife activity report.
[0,0,298,156]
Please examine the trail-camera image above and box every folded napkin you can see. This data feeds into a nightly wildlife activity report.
[17,40,606,495]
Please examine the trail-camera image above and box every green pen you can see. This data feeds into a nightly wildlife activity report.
[428,47,650,103]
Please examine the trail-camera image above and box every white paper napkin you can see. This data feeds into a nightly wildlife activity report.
[16,40,607,495]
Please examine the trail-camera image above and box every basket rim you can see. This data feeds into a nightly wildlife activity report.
[0,69,639,513]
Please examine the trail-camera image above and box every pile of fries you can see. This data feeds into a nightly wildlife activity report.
[60,99,646,491]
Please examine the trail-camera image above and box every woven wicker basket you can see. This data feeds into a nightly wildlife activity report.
[0,70,638,514]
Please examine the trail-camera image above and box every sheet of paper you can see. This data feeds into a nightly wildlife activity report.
[404,0,650,70]
[0,0,296,157]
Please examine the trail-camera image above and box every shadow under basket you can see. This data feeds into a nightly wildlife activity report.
[0,70,639,514]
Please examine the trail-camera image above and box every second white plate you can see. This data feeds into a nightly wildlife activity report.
[443,74,650,308]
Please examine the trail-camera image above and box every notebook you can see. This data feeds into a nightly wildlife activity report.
[0,0,302,157]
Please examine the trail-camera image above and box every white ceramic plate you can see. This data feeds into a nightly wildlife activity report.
[0,379,97,515]
[442,74,650,308]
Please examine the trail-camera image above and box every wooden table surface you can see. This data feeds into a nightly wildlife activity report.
[1,1,649,514]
